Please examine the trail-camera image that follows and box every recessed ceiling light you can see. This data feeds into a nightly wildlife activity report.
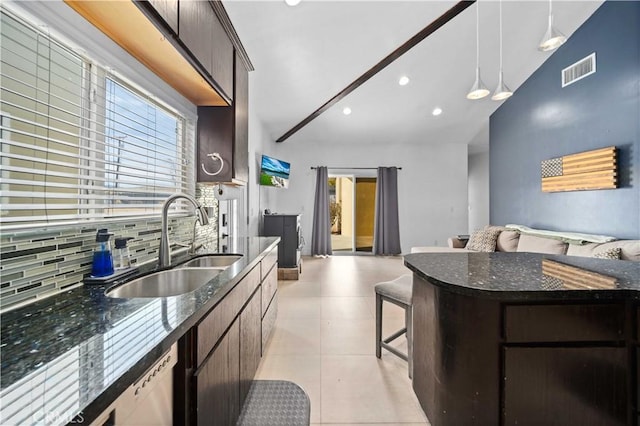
[285,0,301,6]
[398,76,410,86]
[432,107,443,116]
[343,107,352,115]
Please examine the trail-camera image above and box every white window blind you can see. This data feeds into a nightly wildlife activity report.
[0,9,196,230]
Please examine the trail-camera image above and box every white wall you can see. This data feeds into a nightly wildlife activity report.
[246,107,272,237]
[468,151,490,232]
[214,72,273,238]
[259,141,468,254]
[247,72,280,238]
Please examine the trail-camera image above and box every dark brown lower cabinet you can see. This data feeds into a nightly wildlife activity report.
[240,288,262,406]
[411,272,637,426]
[176,252,279,426]
[503,347,627,425]
[636,348,640,422]
[194,319,240,426]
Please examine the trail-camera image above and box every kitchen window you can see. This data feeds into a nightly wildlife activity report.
[0,9,195,231]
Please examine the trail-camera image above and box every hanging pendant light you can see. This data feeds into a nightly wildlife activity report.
[492,0,512,101]
[539,0,566,52]
[467,1,489,100]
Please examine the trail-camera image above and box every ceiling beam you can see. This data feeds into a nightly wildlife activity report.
[276,0,476,143]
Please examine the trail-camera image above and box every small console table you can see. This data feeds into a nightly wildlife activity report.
[263,213,302,279]
[404,252,639,426]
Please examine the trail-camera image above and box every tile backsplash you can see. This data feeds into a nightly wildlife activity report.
[0,185,219,312]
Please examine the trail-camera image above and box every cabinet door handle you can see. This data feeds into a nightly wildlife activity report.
[201,152,224,176]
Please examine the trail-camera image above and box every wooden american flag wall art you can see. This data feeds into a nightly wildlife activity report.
[541,146,617,193]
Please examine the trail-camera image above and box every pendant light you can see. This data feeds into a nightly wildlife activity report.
[539,0,566,52]
[492,0,512,101]
[467,1,489,100]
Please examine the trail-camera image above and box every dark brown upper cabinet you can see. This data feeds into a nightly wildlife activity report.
[210,12,234,102]
[179,0,233,102]
[146,0,178,33]
[136,0,235,104]
[197,52,248,184]
[179,1,214,87]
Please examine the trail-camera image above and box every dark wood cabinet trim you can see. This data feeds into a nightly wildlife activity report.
[135,0,178,36]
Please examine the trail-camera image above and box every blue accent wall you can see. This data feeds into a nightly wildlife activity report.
[490,1,640,239]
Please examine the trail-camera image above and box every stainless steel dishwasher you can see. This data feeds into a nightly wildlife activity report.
[92,343,177,425]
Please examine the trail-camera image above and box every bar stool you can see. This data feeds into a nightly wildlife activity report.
[374,274,413,378]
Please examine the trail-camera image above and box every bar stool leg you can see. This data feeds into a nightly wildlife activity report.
[406,305,413,379]
[375,293,382,359]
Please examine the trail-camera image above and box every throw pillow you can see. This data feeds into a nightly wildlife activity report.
[566,243,601,258]
[516,234,568,255]
[593,247,622,260]
[466,228,501,252]
[596,240,640,261]
[496,230,520,252]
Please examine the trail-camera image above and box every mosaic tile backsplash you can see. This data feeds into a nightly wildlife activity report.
[0,186,219,312]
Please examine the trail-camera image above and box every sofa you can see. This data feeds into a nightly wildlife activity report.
[411,224,640,261]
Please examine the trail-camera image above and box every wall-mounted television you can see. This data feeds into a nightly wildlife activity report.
[260,155,290,188]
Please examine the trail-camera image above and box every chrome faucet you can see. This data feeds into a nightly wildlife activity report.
[159,194,210,268]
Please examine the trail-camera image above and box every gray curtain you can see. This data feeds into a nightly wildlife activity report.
[311,166,332,256]
[373,167,401,255]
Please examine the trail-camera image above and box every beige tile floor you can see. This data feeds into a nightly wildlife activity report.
[255,255,430,425]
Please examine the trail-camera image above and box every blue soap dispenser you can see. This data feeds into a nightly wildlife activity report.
[92,228,114,277]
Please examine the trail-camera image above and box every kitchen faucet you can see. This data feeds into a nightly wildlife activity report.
[159,194,210,268]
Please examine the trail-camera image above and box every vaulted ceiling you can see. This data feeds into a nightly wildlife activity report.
[224,0,603,153]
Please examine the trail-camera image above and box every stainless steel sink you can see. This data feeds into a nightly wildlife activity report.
[179,255,242,268]
[106,268,221,298]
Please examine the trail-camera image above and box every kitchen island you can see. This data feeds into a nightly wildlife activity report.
[403,252,640,426]
[0,236,279,425]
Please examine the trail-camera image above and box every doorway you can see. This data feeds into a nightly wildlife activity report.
[329,176,377,253]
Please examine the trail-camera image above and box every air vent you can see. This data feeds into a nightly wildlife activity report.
[562,53,596,87]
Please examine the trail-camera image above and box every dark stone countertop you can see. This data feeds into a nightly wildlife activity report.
[0,236,279,425]
[404,252,640,301]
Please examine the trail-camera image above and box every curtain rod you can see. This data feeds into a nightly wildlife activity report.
[310,167,402,170]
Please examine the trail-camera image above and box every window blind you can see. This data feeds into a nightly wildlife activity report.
[0,10,196,230]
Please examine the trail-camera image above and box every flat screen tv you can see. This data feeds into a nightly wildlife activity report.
[260,155,290,188]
